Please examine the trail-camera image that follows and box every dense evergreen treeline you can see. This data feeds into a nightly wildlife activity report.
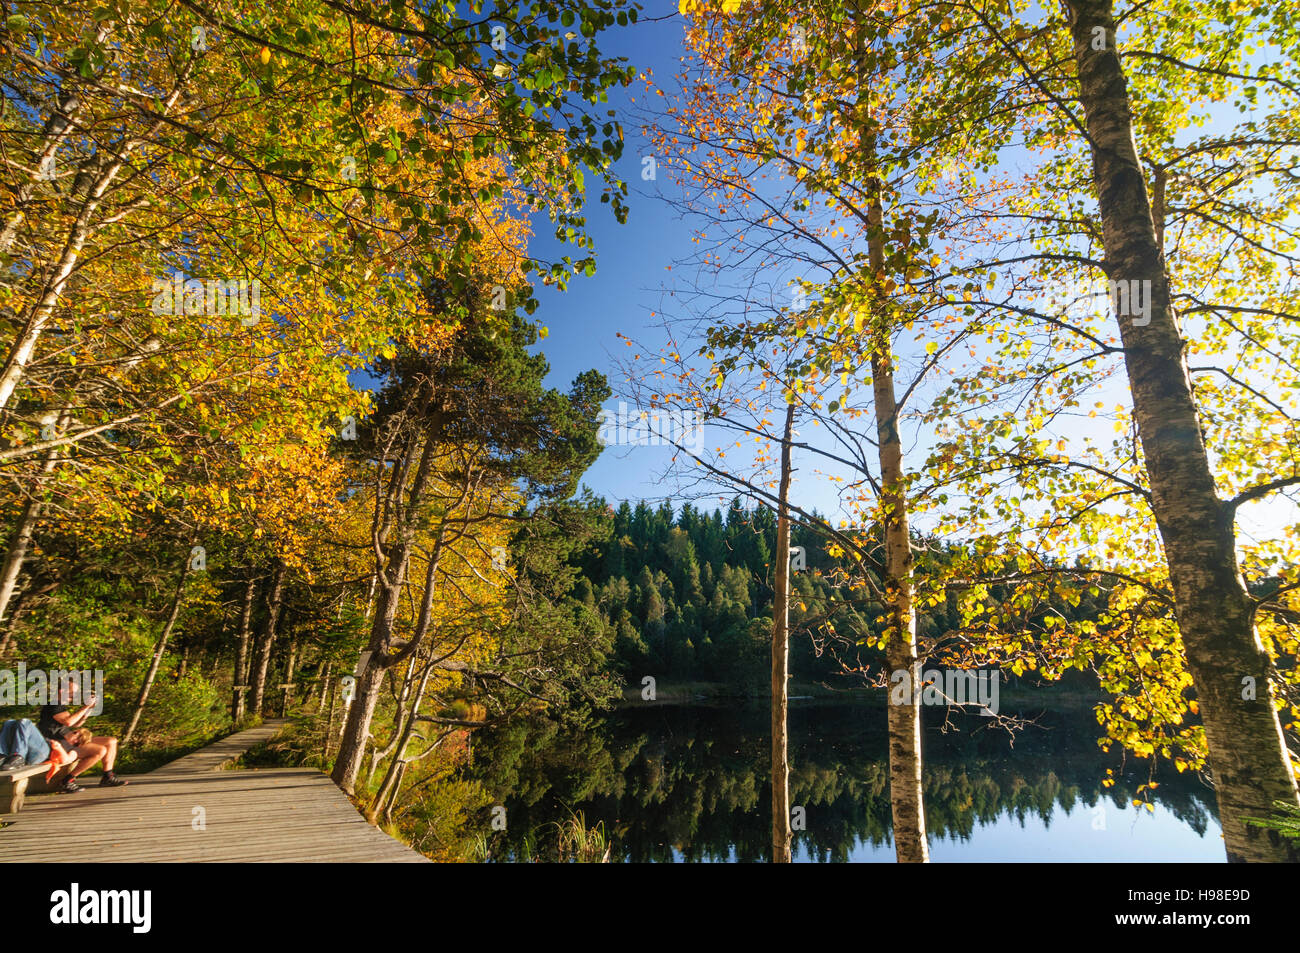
[568,499,1106,692]
[572,499,844,688]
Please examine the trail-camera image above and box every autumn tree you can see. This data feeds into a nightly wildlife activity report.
[881,0,1300,860]
[331,301,609,794]
[645,0,1027,861]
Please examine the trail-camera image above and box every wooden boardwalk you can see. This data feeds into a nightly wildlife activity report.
[0,719,429,863]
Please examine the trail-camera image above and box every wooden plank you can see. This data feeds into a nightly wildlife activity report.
[0,720,429,863]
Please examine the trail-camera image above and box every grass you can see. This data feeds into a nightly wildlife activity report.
[555,810,612,863]
[223,712,328,770]
[474,809,613,862]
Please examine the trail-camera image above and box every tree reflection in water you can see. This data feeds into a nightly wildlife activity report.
[464,702,1221,862]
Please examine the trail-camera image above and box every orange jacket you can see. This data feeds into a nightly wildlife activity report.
[45,741,73,782]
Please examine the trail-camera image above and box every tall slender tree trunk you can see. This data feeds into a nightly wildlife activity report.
[0,414,66,627]
[871,321,930,863]
[0,91,85,253]
[363,570,379,621]
[0,579,56,660]
[0,591,26,659]
[0,163,126,411]
[232,575,256,722]
[1065,0,1299,862]
[0,22,107,253]
[369,654,436,825]
[280,636,299,716]
[332,424,443,795]
[368,656,420,787]
[123,554,192,745]
[771,403,796,863]
[335,527,445,795]
[872,337,929,863]
[334,654,388,795]
[249,562,287,717]
[380,762,409,824]
[0,66,191,412]
[0,493,43,628]
[852,58,930,857]
[324,671,339,762]
[318,660,333,711]
[334,547,415,795]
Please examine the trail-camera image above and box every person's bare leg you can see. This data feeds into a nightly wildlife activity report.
[66,743,106,780]
[91,735,118,771]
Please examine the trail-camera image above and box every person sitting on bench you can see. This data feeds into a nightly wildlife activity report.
[39,677,128,792]
[1,717,77,778]
[1,717,55,768]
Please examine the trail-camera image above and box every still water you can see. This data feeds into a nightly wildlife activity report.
[466,700,1225,862]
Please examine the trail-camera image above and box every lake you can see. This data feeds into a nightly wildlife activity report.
[465,698,1226,862]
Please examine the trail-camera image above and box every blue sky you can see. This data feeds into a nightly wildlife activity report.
[515,3,1295,555]
[525,3,707,509]
[523,5,888,519]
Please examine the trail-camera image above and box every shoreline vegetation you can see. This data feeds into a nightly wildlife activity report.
[208,674,1138,862]
[615,676,1108,710]
[2,0,1297,870]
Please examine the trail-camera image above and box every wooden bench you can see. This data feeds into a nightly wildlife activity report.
[2,763,49,814]
[1,762,73,815]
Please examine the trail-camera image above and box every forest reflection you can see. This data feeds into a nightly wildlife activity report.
[465,701,1220,862]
